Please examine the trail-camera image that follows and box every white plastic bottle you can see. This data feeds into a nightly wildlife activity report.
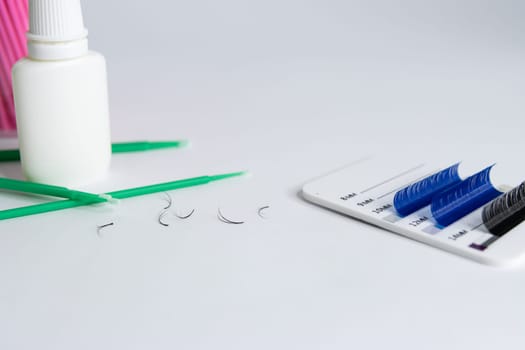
[12,0,111,186]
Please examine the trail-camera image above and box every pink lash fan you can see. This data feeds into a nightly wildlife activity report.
[0,0,28,134]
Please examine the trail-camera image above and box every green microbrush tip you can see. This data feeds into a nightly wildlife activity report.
[0,177,109,203]
[208,171,247,182]
[110,140,189,153]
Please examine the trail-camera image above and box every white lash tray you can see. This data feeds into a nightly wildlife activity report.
[302,157,525,267]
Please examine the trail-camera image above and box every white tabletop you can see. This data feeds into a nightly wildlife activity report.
[1,1,524,349]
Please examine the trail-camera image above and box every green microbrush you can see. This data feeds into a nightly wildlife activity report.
[0,171,246,221]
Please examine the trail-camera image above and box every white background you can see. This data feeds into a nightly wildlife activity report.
[1,0,525,349]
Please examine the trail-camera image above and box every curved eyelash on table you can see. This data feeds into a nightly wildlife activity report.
[162,192,173,210]
[158,210,170,227]
[217,208,244,224]
[97,222,114,236]
[175,209,195,219]
[257,205,270,219]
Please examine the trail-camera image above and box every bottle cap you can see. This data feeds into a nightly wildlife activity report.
[27,0,88,42]
[26,0,89,60]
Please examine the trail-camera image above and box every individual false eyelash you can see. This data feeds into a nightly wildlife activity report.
[482,182,525,236]
[162,192,173,210]
[257,205,270,219]
[217,208,244,224]
[97,222,114,236]
[158,210,170,227]
[175,208,195,219]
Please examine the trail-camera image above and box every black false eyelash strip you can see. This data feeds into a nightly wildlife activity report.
[482,182,525,237]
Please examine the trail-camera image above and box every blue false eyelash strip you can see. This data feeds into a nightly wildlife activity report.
[431,166,503,227]
[393,163,462,216]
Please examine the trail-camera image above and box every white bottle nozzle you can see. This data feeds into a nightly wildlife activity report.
[27,0,89,60]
